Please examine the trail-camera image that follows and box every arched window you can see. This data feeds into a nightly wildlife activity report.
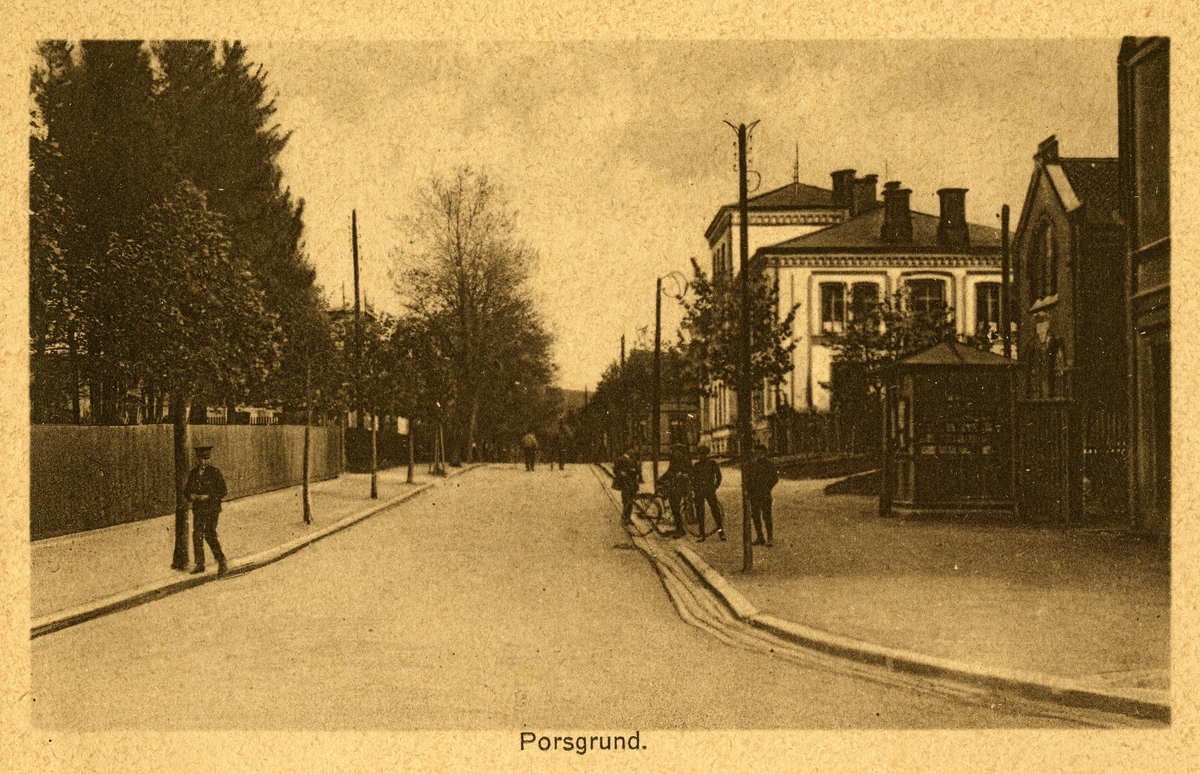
[1030,220,1057,303]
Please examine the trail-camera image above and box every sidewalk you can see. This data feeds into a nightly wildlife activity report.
[674,466,1169,695]
[32,466,464,625]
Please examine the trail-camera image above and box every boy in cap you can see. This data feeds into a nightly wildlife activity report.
[744,443,778,546]
[185,444,229,575]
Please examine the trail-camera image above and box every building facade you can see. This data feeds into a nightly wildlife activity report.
[1119,37,1170,535]
[1011,135,1126,524]
[699,169,1005,456]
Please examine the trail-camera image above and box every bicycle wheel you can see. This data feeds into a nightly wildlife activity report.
[682,495,703,538]
[627,494,659,536]
[653,496,679,536]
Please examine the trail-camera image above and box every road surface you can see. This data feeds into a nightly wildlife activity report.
[31,464,1076,730]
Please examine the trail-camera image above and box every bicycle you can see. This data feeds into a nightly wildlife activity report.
[624,485,701,538]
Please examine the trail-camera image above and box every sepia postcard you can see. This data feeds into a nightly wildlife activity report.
[2,3,1196,773]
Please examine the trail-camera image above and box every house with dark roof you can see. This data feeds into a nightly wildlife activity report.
[1011,135,1126,524]
[697,167,1006,455]
[1013,136,1125,406]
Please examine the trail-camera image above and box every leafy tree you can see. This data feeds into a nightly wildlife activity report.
[106,180,276,567]
[679,257,799,395]
[30,40,171,422]
[392,166,556,462]
[824,287,958,413]
[153,40,313,408]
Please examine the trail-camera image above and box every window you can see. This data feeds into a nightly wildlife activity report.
[820,282,846,333]
[850,282,879,323]
[1030,221,1057,302]
[906,279,946,314]
[975,282,1000,337]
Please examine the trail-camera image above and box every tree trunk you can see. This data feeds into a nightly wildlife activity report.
[170,391,192,569]
[370,410,378,499]
[68,321,81,424]
[303,359,313,524]
[466,391,481,463]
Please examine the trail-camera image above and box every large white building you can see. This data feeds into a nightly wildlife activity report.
[700,169,1005,455]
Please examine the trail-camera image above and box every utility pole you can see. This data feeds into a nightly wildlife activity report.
[726,119,759,573]
[1001,204,1012,359]
[653,278,662,493]
[352,210,363,431]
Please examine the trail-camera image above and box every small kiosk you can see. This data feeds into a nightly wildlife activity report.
[879,341,1016,519]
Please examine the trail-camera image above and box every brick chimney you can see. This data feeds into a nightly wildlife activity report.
[831,169,856,211]
[1036,134,1059,163]
[936,188,969,248]
[852,174,879,216]
[880,181,912,245]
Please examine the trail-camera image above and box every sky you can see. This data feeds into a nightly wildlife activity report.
[255,39,1120,392]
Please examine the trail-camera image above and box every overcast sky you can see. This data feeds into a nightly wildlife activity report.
[257,39,1120,392]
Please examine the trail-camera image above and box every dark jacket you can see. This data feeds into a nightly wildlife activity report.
[660,452,693,496]
[185,464,228,514]
[612,456,641,493]
[744,455,778,501]
[692,457,722,493]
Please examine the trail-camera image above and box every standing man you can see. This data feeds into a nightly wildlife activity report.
[744,443,778,546]
[521,431,539,472]
[185,444,229,575]
[659,443,693,539]
[692,444,725,542]
[555,421,567,470]
[612,451,642,526]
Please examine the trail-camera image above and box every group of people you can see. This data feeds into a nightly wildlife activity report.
[612,442,778,545]
[521,430,566,471]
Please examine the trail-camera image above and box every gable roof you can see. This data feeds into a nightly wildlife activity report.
[1013,155,1120,247]
[895,340,1016,368]
[1059,159,1120,224]
[704,181,837,242]
[758,206,1002,254]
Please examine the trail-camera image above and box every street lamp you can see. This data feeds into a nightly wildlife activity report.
[653,270,689,493]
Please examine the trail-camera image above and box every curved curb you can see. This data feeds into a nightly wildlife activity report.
[593,464,1169,724]
[673,534,1170,724]
[31,466,477,639]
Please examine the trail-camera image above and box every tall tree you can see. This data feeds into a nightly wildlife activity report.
[153,40,312,407]
[392,166,555,462]
[106,180,276,566]
[30,40,171,422]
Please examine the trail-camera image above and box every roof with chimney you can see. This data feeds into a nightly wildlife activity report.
[704,181,837,242]
[1014,136,1121,242]
[757,206,1003,254]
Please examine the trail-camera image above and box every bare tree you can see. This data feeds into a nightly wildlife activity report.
[392,166,554,462]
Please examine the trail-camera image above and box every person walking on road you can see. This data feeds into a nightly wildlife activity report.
[185,444,229,575]
[692,444,725,542]
[521,431,539,471]
[659,443,693,539]
[744,443,778,546]
[612,451,642,526]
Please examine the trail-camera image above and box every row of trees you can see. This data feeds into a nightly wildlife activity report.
[30,40,319,427]
[29,41,560,468]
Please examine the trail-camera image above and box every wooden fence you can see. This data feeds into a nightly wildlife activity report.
[30,424,342,540]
